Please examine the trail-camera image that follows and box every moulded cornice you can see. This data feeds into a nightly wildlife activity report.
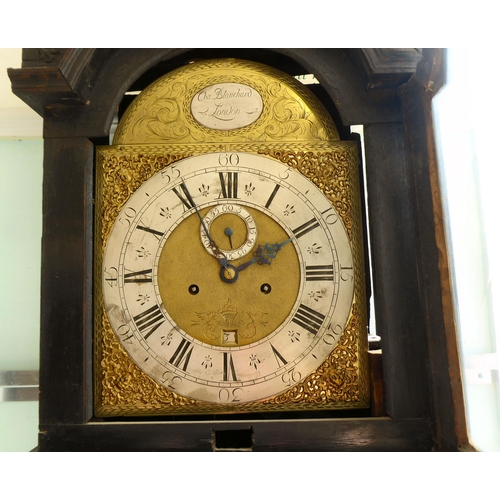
[8,48,425,135]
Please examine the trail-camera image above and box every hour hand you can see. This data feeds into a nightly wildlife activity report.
[220,238,292,284]
[236,238,293,272]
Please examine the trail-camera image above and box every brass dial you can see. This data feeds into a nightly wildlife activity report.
[102,152,355,404]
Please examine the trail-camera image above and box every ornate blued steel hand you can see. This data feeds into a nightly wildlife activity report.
[180,180,229,270]
[237,238,293,271]
[220,238,293,283]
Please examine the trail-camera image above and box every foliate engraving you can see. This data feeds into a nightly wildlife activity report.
[159,207,172,219]
[202,355,213,370]
[307,243,323,255]
[113,59,339,145]
[198,183,210,197]
[191,299,268,343]
[245,182,255,196]
[309,288,328,302]
[249,354,261,370]
[137,293,150,305]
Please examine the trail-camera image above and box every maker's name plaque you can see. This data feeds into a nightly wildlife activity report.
[191,83,263,131]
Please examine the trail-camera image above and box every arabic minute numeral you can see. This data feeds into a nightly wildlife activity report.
[321,207,339,225]
[218,153,239,166]
[118,207,137,227]
[117,324,134,344]
[321,323,344,346]
[323,332,337,346]
[341,266,354,282]
[282,369,301,387]
[218,387,243,403]
[160,166,180,184]
[104,267,118,287]
[161,370,183,391]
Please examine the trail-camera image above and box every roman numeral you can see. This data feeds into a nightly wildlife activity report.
[265,184,280,208]
[218,172,238,199]
[124,269,152,283]
[173,182,195,211]
[292,218,320,239]
[292,304,325,335]
[136,225,164,241]
[270,344,288,367]
[305,264,334,281]
[133,304,165,340]
[222,352,238,381]
[169,338,194,372]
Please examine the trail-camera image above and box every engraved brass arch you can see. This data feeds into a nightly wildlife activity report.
[113,58,339,145]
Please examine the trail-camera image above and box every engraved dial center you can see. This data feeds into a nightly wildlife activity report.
[158,207,300,347]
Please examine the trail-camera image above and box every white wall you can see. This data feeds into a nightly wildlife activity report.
[433,48,500,451]
[0,48,42,451]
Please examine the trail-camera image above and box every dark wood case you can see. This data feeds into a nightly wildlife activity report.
[9,48,468,451]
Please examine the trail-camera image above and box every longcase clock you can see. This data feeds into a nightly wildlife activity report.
[9,48,467,451]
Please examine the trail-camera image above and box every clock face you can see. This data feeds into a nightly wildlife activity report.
[102,152,354,404]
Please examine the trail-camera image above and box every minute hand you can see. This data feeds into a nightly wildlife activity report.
[180,180,229,269]
[236,238,293,272]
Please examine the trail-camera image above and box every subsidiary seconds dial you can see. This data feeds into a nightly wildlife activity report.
[102,152,355,404]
